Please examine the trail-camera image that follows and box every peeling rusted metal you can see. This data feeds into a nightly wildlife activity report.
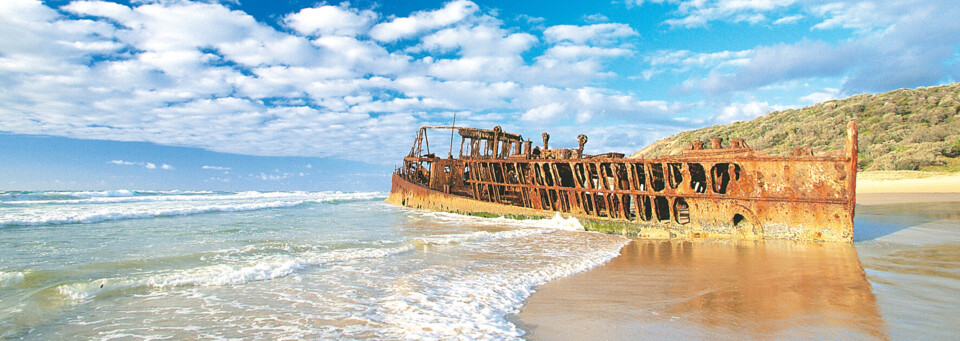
[387,122,859,242]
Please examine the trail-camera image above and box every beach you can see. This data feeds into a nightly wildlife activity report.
[1,175,957,339]
[513,172,960,340]
[0,190,628,339]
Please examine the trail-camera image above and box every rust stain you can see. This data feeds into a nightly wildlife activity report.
[387,122,859,242]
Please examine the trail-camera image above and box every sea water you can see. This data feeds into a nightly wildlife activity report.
[0,190,628,339]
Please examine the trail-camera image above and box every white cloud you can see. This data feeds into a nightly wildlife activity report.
[655,0,797,27]
[583,13,609,23]
[202,165,231,170]
[11,0,954,166]
[773,14,803,25]
[520,103,567,122]
[369,0,478,42]
[714,101,785,124]
[109,159,173,170]
[285,4,377,37]
[674,1,960,95]
[258,172,290,181]
[688,40,857,94]
[543,23,637,45]
[623,0,669,9]
[811,2,893,33]
[800,88,841,103]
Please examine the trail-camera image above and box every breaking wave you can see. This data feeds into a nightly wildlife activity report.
[53,227,559,301]
[0,190,214,202]
[56,244,417,301]
[377,231,629,340]
[0,271,26,289]
[0,191,386,226]
[2,190,382,205]
[408,210,586,231]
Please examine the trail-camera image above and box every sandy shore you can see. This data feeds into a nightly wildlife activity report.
[857,171,960,195]
[857,171,960,204]
[514,173,960,340]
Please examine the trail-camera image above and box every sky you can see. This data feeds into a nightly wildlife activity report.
[1,0,958,191]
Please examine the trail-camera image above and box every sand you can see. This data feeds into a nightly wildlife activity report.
[513,172,960,340]
[857,171,960,195]
[856,171,960,204]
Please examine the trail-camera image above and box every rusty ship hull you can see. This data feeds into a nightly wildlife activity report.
[387,122,858,242]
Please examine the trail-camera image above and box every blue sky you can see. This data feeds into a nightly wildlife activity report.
[1,0,958,191]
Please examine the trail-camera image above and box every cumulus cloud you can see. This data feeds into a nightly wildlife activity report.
[285,4,377,37]
[6,0,955,165]
[714,101,786,124]
[202,165,231,170]
[644,49,752,79]
[692,40,856,94]
[658,0,796,27]
[633,0,960,97]
[0,0,678,164]
[543,23,637,45]
[369,0,478,42]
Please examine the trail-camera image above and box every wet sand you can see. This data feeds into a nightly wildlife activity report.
[514,194,960,340]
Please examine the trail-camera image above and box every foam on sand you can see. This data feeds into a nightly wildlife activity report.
[376,231,629,340]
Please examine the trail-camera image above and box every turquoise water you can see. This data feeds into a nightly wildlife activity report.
[0,191,627,339]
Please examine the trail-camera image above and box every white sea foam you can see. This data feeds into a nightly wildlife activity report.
[409,210,586,231]
[0,191,386,226]
[1,201,304,226]
[376,231,630,340]
[54,227,570,303]
[57,244,417,301]
[412,228,554,247]
[5,191,384,205]
[0,271,26,288]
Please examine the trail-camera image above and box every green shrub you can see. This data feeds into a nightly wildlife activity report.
[632,83,960,172]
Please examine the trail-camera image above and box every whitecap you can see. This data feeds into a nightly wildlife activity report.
[0,270,26,288]
[0,191,388,226]
[375,231,629,340]
[56,244,416,301]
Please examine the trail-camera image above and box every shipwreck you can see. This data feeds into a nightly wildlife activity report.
[387,122,859,242]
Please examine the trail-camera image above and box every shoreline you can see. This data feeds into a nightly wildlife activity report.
[857,171,960,196]
[514,177,960,340]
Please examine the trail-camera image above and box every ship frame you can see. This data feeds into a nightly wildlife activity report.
[387,122,859,242]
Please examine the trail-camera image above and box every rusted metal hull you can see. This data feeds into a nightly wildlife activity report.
[389,122,858,242]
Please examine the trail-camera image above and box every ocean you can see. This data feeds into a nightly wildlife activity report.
[0,190,627,339]
[2,191,958,340]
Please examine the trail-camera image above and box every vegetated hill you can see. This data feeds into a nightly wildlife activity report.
[632,83,960,171]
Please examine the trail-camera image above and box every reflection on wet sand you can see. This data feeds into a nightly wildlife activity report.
[515,240,886,340]
[854,200,960,340]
